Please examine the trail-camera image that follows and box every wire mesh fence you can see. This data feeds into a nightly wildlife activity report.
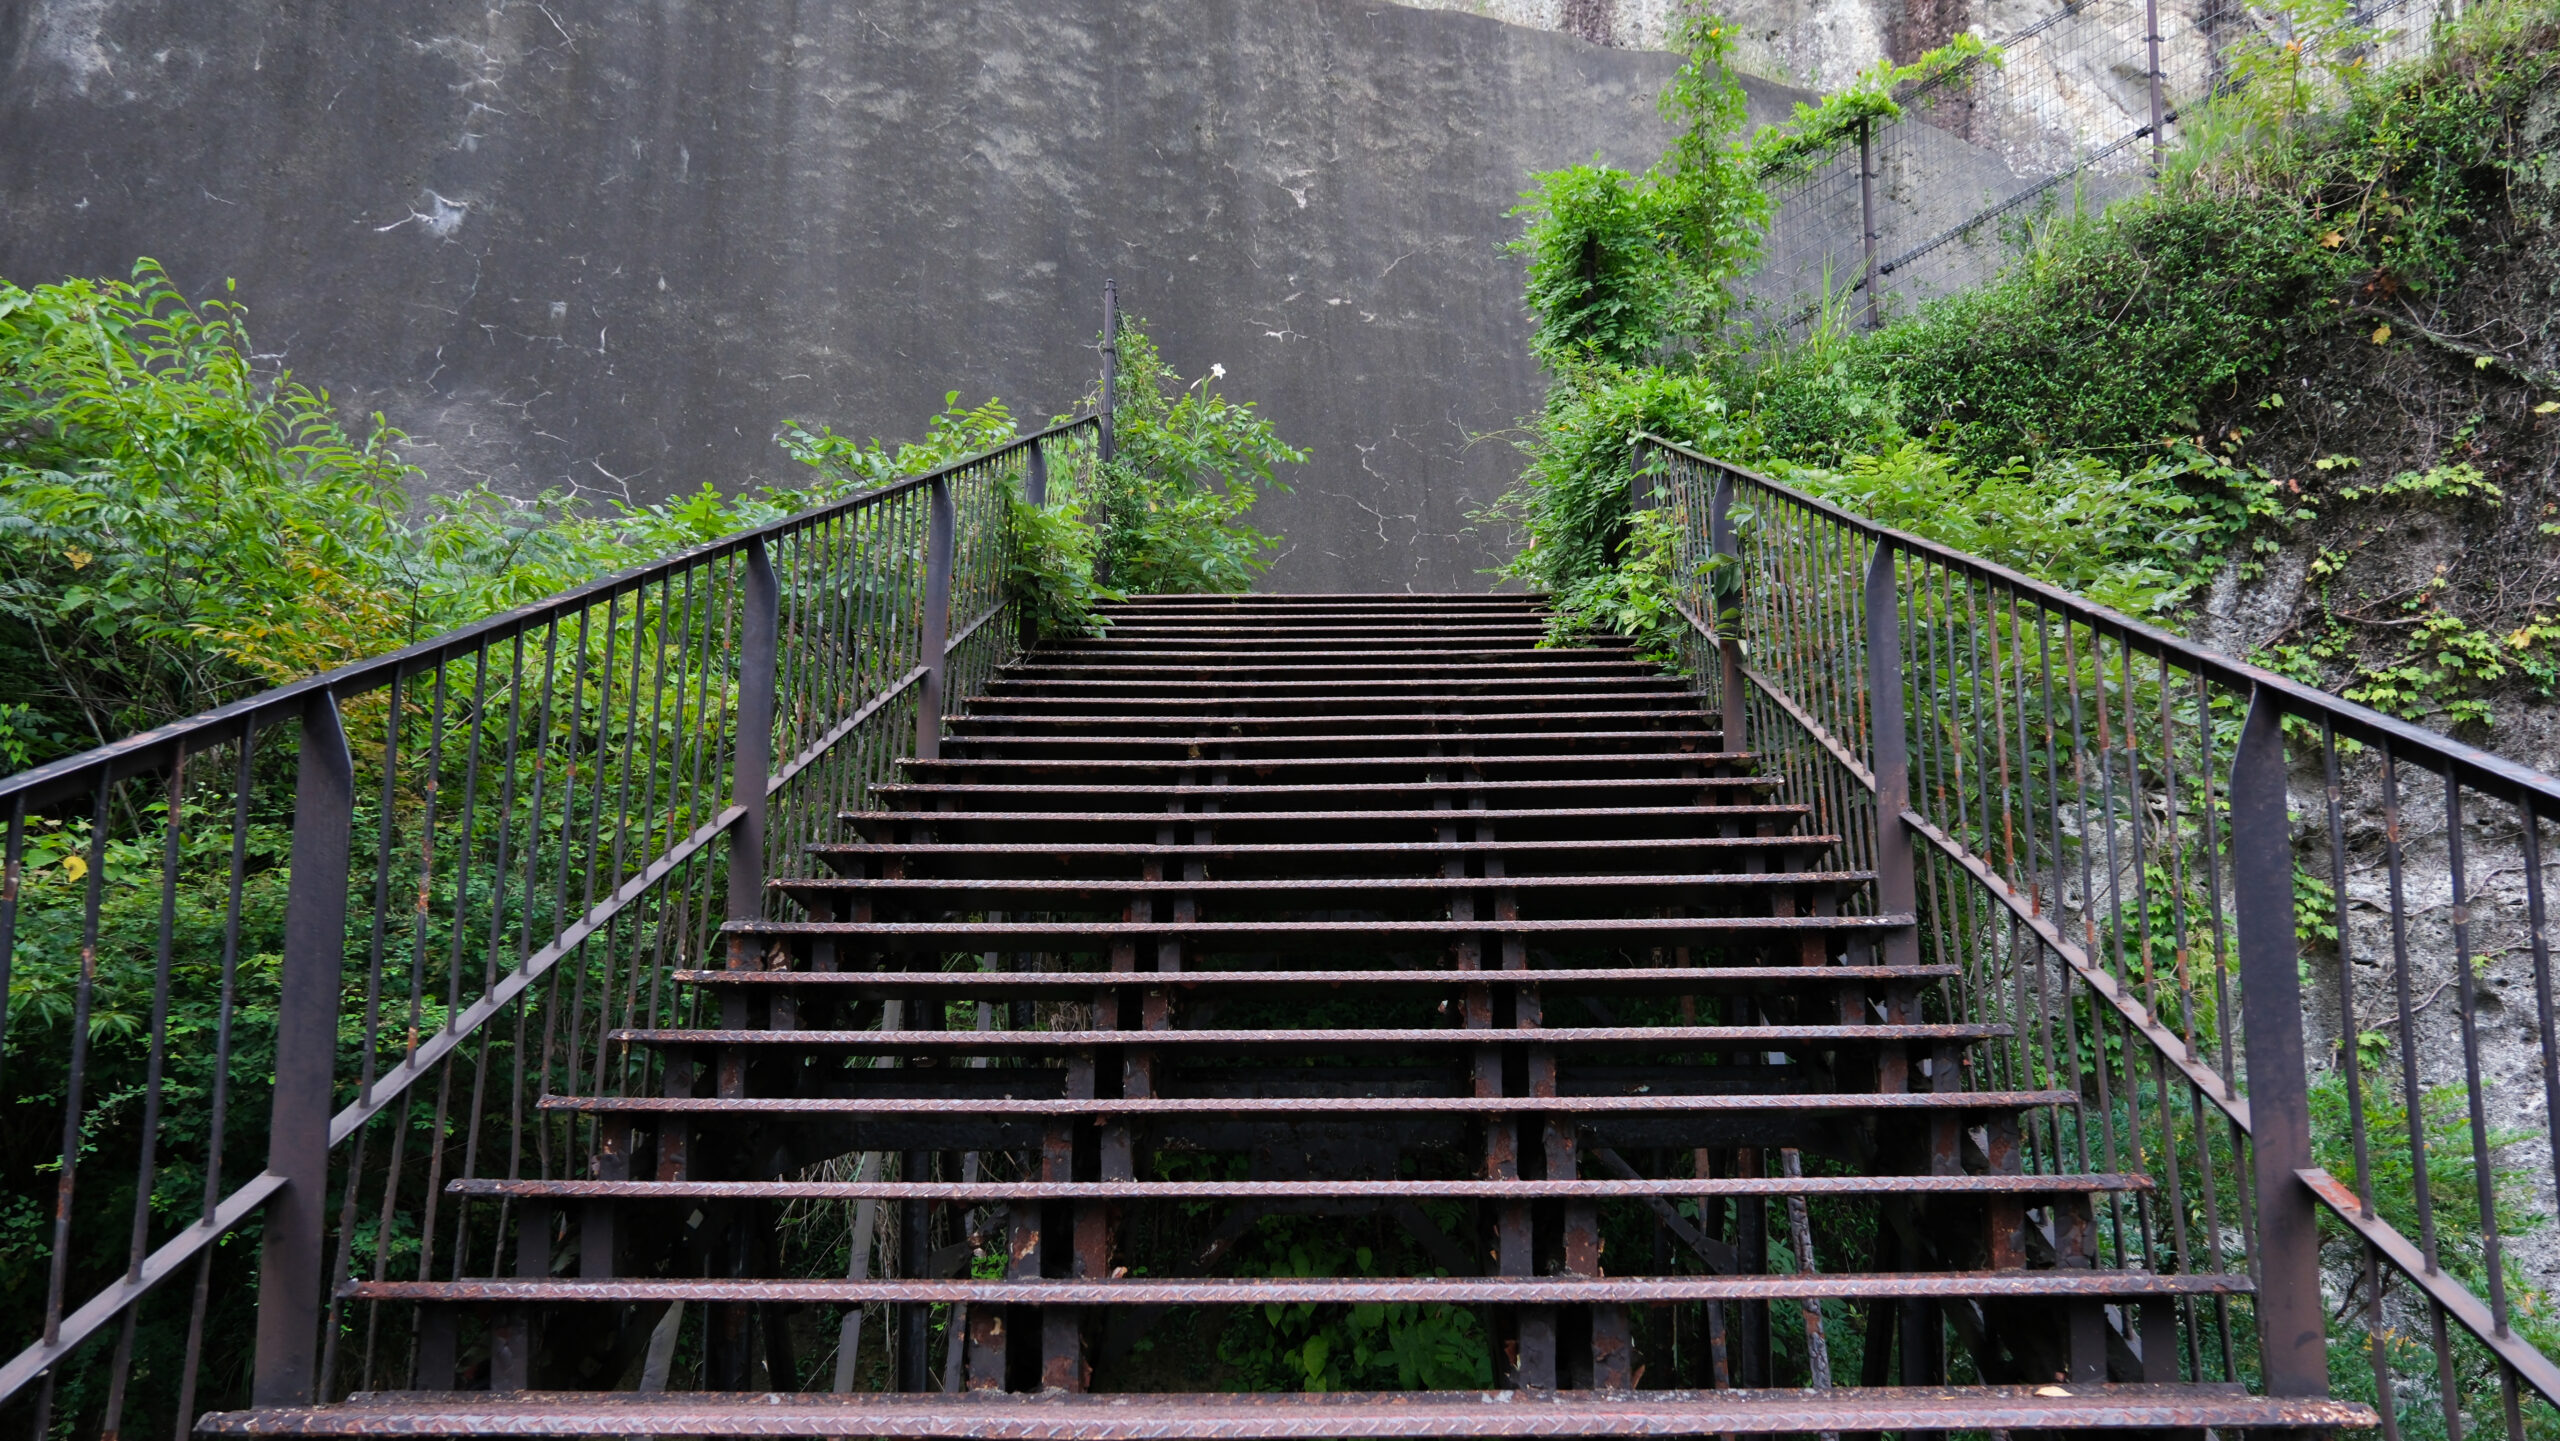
[1745,0,2455,332]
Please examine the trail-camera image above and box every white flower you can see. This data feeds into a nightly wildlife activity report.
[1210,363,1227,379]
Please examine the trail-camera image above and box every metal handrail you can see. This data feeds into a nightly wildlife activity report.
[0,414,1097,1427]
[0,418,1097,816]
[1638,432,2560,1420]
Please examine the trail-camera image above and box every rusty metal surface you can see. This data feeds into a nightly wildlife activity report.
[445,1173,2154,1202]
[344,1271,2252,1306]
[541,1091,2076,1117]
[723,914,1911,945]
[770,872,1861,899]
[196,1385,2374,1438]
[2301,1167,2560,1406]
[609,1024,2002,1052]
[805,836,1837,866]
[669,965,1958,993]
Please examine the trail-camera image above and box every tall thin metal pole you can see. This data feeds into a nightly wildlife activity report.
[251,693,357,1408]
[727,538,779,943]
[1099,280,1119,465]
[917,480,956,761]
[2229,686,2330,1397]
[1710,467,1747,752]
[2146,0,2167,173]
[1861,545,1916,967]
[1858,119,1881,331]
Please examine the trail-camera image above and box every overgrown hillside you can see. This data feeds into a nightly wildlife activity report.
[1499,0,2560,751]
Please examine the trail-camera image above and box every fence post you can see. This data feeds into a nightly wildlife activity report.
[1708,466,1747,753]
[1860,546,1918,967]
[1099,281,1119,466]
[1026,437,1049,508]
[249,693,356,1408]
[2145,0,2167,172]
[2228,685,2329,1396]
[1858,118,1881,331]
[726,538,780,947]
[918,479,956,762]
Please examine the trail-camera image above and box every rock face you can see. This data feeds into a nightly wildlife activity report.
[0,0,1818,592]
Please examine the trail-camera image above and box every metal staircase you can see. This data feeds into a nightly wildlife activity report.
[191,594,2367,1435]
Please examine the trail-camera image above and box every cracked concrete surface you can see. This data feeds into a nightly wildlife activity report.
[0,0,1810,591]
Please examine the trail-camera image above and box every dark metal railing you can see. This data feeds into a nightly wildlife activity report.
[1638,434,2560,1434]
[0,416,1098,1438]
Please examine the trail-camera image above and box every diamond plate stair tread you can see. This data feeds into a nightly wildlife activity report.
[193,1385,2375,1437]
[605,1024,2002,1052]
[539,1091,2077,1117]
[345,1271,2253,1306]
[670,965,1953,994]
[445,1172,2156,1201]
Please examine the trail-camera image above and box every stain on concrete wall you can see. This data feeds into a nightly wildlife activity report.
[0,0,1814,592]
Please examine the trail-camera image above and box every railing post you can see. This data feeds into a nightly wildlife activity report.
[250,692,355,1408]
[1861,544,1918,968]
[726,538,780,943]
[2229,686,2329,1396]
[2145,0,2167,174]
[1858,118,1881,332]
[1099,281,1119,466]
[917,479,956,762]
[1026,437,1049,508]
[1709,466,1747,754]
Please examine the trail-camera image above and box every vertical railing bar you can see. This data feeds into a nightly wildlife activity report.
[175,717,260,1435]
[0,795,21,1099]
[2444,779,2513,1340]
[2524,800,2560,1255]
[101,758,190,1440]
[40,775,115,1391]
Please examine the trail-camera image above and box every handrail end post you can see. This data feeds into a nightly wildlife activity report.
[918,478,956,763]
[2231,684,2329,1397]
[1862,544,1918,956]
[249,692,356,1409]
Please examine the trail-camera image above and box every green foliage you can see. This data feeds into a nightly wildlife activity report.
[2310,1065,2560,1437]
[1215,1228,1493,1392]
[0,261,421,752]
[775,391,1022,491]
[1006,473,1119,639]
[1547,508,1699,663]
[1748,36,2003,184]
[1487,363,1735,599]
[1085,321,1304,593]
[1770,438,2252,617]
[1511,13,1770,371]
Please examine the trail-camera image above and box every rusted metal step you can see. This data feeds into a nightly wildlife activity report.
[804,835,1836,879]
[344,1270,2248,1309]
[868,776,1777,815]
[901,751,1754,784]
[722,912,1908,957]
[939,726,1727,759]
[1004,658,1657,680]
[667,964,1943,1000]
[840,803,1818,845]
[445,1172,2153,1203]
[197,1385,2373,1436]
[975,688,1695,717]
[769,869,1865,911]
[950,709,1718,738]
[609,1023,2002,1058]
